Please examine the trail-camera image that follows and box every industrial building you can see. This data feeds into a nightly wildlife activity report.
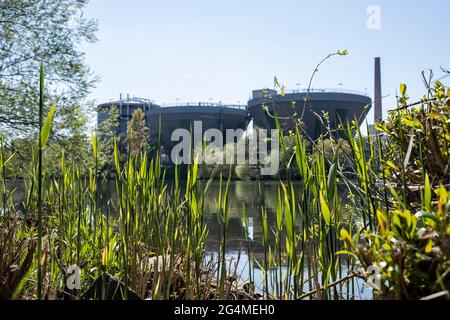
[98,90,371,146]
[248,88,371,140]
[97,58,382,150]
[97,99,248,150]
[97,96,159,135]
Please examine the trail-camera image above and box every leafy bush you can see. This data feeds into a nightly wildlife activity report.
[341,80,450,300]
[0,217,36,300]
[342,185,450,300]
[376,81,450,189]
[312,138,352,170]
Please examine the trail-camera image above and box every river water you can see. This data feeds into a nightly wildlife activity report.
[6,179,372,299]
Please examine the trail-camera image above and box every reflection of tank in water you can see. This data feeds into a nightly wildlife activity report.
[203,181,285,256]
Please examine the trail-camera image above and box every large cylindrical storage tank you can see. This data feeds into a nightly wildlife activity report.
[97,98,160,135]
[248,89,372,140]
[146,103,248,149]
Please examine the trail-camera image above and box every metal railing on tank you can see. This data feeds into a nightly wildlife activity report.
[161,102,247,110]
[285,88,370,97]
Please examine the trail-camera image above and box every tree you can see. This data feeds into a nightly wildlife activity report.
[127,108,149,156]
[95,105,120,172]
[0,0,97,143]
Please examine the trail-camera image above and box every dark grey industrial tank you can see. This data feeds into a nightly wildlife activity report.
[97,87,372,153]
[97,97,160,135]
[146,102,248,149]
[97,97,248,149]
[247,89,372,140]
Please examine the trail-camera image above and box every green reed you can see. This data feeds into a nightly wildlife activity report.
[1,110,369,300]
[2,66,445,300]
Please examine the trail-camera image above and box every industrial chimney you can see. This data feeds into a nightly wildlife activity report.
[374,57,382,122]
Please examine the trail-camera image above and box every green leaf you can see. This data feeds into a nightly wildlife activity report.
[427,112,442,121]
[40,101,57,149]
[438,185,448,212]
[385,160,399,171]
[435,80,444,89]
[191,154,199,187]
[424,173,431,211]
[337,49,348,56]
[376,210,387,236]
[403,117,423,129]
[113,139,121,175]
[340,228,352,243]
[274,76,286,96]
[425,239,433,254]
[400,83,407,97]
[416,211,440,224]
[335,250,357,258]
[91,132,97,157]
[319,187,331,225]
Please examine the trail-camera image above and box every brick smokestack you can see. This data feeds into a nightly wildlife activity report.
[374,57,382,122]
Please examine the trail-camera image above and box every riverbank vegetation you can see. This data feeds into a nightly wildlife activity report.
[1,65,449,300]
[1,0,449,301]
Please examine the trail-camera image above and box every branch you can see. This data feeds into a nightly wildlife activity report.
[297,273,357,300]
[387,97,437,113]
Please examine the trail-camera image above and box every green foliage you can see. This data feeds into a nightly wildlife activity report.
[126,108,149,156]
[312,138,352,169]
[234,163,259,180]
[341,186,450,299]
[375,81,450,189]
[40,101,57,150]
[2,56,450,301]
[338,79,450,300]
[0,217,36,300]
[4,137,91,177]
[95,105,120,172]
[0,0,97,160]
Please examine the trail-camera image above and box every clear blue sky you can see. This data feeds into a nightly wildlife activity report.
[81,0,450,123]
